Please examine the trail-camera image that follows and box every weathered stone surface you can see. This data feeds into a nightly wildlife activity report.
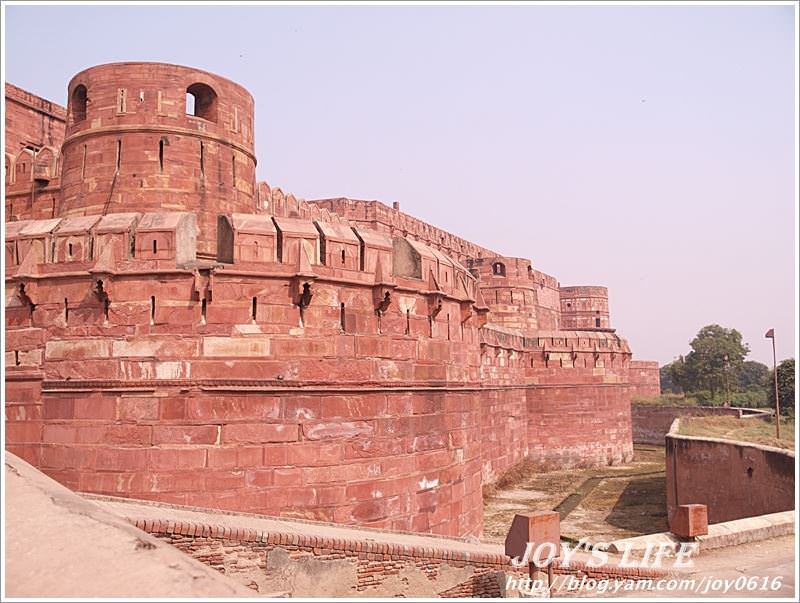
[203,337,270,357]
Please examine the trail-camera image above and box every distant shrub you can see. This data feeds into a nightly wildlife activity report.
[729,387,769,408]
[692,390,717,405]
[632,393,699,406]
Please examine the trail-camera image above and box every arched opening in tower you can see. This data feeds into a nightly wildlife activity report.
[185,83,218,122]
[71,84,87,123]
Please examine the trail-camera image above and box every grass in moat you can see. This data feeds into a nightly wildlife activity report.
[481,445,668,545]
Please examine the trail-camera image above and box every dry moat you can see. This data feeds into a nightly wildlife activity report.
[483,444,668,545]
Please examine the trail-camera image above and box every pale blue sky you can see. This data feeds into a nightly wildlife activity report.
[3,4,796,365]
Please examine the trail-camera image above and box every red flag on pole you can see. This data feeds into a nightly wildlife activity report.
[765,328,775,338]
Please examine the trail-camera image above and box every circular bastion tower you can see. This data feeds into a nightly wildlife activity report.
[559,286,611,330]
[58,62,257,258]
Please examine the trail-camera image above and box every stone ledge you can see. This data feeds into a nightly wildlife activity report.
[696,510,795,551]
[605,510,795,555]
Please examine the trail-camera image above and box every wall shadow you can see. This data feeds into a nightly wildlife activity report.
[605,476,668,534]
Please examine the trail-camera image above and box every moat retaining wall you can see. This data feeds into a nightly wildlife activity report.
[665,419,795,525]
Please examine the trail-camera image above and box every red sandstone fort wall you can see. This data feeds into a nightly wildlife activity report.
[5,82,66,146]
[3,211,635,536]
[4,67,656,539]
[4,83,66,221]
[628,360,661,400]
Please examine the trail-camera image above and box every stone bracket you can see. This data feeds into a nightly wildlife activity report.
[296,281,313,309]
[427,292,443,320]
[16,281,37,311]
[191,269,213,303]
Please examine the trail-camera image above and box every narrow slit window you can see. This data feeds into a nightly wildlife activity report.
[405,309,411,335]
[595,318,601,328]
[199,141,205,177]
[115,140,121,171]
[152,239,157,254]
[64,298,69,323]
[150,296,156,324]
[200,298,207,324]
[14,350,20,366]
[68,243,73,258]
[340,303,346,331]
[81,144,87,179]
[232,153,237,185]
[118,88,126,113]
[341,249,346,264]
[251,297,258,322]
[159,139,164,172]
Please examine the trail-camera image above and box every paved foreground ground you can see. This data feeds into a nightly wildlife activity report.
[608,535,796,599]
[4,452,254,598]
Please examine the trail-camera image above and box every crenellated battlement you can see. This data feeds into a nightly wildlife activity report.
[6,211,481,301]
[311,197,497,264]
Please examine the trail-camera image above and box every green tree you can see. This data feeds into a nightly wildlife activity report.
[666,355,693,394]
[660,362,681,393]
[737,360,769,389]
[768,359,795,416]
[682,325,749,399]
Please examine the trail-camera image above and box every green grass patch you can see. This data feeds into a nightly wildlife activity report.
[677,415,795,450]
[632,393,700,406]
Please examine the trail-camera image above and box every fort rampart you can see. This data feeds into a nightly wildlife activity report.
[5,63,658,539]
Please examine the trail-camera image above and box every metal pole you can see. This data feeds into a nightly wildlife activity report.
[772,335,781,439]
[724,355,730,407]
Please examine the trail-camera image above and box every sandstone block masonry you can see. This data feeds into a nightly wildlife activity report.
[4,62,659,539]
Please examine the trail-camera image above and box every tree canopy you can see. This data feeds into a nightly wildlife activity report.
[671,324,749,399]
[738,360,770,389]
[768,358,795,416]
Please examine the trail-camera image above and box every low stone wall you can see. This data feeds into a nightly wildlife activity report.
[665,419,795,525]
[632,404,749,445]
[100,497,666,598]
